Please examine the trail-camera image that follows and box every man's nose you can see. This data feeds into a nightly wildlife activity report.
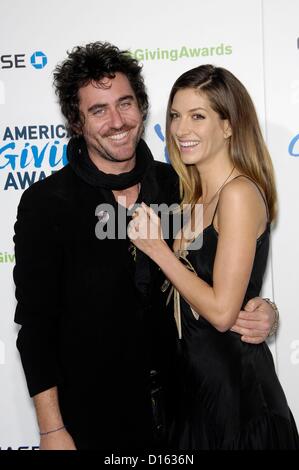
[109,107,124,129]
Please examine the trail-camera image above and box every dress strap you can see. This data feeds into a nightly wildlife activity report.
[211,200,220,226]
[211,174,269,225]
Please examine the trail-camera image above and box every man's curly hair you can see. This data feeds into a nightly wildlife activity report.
[53,42,149,135]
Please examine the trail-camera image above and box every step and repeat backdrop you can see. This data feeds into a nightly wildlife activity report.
[0,0,298,449]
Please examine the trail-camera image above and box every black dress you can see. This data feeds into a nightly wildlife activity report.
[165,179,299,450]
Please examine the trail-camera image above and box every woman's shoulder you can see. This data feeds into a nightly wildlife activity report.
[217,175,268,227]
[220,175,265,206]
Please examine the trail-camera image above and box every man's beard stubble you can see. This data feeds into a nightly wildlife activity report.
[99,122,145,163]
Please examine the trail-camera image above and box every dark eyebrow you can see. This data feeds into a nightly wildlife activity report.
[118,95,135,103]
[171,106,207,113]
[189,107,207,112]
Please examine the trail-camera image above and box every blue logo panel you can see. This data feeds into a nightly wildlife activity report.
[30,51,47,69]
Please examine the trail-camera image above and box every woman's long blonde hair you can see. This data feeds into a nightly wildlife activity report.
[166,65,277,221]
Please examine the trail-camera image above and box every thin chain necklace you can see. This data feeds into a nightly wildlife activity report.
[178,166,235,250]
[201,166,235,214]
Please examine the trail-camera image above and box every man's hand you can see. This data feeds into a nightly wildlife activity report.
[230,297,275,344]
[40,428,76,450]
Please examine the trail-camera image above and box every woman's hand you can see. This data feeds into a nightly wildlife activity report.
[128,203,167,258]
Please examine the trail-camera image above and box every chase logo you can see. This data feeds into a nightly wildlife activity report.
[30,51,47,69]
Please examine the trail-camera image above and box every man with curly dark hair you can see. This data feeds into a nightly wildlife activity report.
[14,41,276,450]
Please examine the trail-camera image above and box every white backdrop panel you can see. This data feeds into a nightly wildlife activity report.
[0,0,297,449]
[263,0,299,426]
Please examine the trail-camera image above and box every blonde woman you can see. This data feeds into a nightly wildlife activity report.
[129,65,299,449]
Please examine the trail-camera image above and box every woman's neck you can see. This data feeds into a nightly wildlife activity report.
[197,158,236,202]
